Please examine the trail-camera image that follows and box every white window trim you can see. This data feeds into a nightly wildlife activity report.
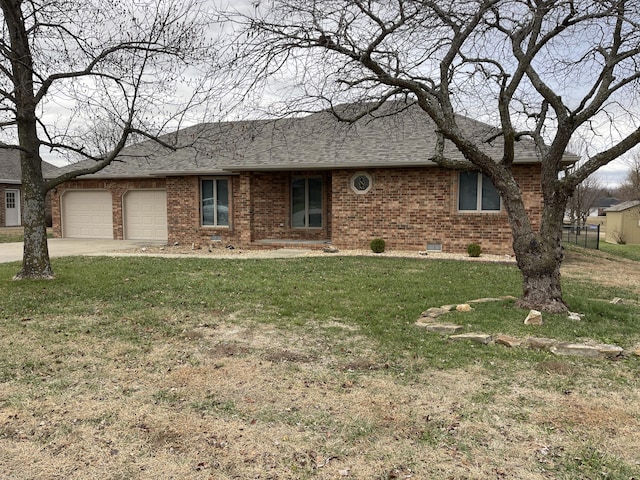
[458,172,501,213]
[201,177,229,227]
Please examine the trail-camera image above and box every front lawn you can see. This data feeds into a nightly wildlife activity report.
[0,255,638,479]
[599,241,640,262]
[0,228,53,243]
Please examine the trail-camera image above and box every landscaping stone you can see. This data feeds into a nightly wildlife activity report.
[524,309,543,325]
[596,344,624,358]
[525,337,558,350]
[467,297,502,303]
[567,312,583,321]
[415,298,628,362]
[424,323,464,334]
[449,333,493,345]
[322,246,339,253]
[500,295,518,301]
[455,304,473,312]
[495,334,523,348]
[421,307,449,318]
[550,343,601,358]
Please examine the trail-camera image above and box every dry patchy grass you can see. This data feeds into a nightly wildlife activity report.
[2,312,640,479]
[1,252,639,479]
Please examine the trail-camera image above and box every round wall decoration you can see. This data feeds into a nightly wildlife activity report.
[350,172,373,194]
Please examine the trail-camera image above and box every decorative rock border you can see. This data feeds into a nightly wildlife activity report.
[415,297,636,360]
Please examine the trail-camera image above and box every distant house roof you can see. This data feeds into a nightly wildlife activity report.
[50,101,580,179]
[0,147,58,184]
[604,200,640,212]
[595,197,620,209]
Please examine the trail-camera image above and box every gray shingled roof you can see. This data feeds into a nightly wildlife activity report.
[50,101,578,179]
[0,147,58,183]
[604,200,640,212]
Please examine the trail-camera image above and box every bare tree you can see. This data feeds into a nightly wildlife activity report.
[227,0,640,312]
[617,154,640,200]
[0,0,220,279]
[566,175,603,226]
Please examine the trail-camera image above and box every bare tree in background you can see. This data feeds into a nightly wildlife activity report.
[0,0,221,279]
[617,155,640,200]
[228,0,640,312]
[566,175,603,226]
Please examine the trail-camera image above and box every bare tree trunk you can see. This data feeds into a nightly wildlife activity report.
[512,232,566,313]
[14,153,53,280]
[2,0,54,279]
[500,178,568,313]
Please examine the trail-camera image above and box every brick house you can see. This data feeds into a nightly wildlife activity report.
[0,147,57,227]
[49,102,576,254]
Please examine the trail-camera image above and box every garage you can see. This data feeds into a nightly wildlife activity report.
[62,190,113,238]
[123,190,167,241]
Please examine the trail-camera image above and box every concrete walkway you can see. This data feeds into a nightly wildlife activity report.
[0,238,163,263]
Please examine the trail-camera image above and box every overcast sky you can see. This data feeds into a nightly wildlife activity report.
[37,0,633,188]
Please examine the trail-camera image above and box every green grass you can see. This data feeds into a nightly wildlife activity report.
[0,255,638,367]
[0,254,639,478]
[0,231,25,243]
[0,228,53,243]
[599,241,640,262]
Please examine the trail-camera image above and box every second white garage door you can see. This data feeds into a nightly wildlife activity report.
[123,190,168,241]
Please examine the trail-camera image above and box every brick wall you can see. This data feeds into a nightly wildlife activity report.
[250,171,331,242]
[331,165,542,255]
[173,172,332,248]
[0,184,7,227]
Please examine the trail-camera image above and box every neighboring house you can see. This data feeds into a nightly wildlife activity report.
[589,197,619,217]
[604,200,640,245]
[48,101,577,255]
[0,147,58,227]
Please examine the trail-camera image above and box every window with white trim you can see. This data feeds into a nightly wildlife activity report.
[458,172,501,212]
[201,178,229,226]
[292,177,322,228]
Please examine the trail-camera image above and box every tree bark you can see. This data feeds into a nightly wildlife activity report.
[14,153,53,280]
[512,232,567,313]
[2,0,55,279]
[504,188,568,313]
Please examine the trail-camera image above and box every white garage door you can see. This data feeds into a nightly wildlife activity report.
[124,190,167,241]
[62,190,113,239]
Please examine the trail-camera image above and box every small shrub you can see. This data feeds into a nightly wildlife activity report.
[467,243,482,257]
[370,238,386,253]
[612,230,627,245]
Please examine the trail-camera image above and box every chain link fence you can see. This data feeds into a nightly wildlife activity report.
[562,224,600,249]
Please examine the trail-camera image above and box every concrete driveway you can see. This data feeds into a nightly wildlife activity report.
[0,238,163,263]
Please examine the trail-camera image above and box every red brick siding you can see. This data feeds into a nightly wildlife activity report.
[249,171,331,242]
[331,165,542,255]
[166,176,246,247]
[0,184,8,227]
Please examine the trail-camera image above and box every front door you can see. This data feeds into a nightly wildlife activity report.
[5,189,20,226]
